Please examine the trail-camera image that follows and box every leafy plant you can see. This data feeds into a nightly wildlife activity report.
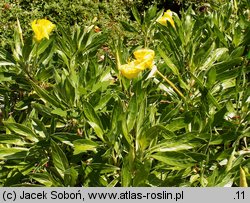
[0,0,249,187]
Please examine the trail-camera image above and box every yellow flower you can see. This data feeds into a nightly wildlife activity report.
[119,61,142,79]
[157,10,175,28]
[117,48,155,79]
[31,19,55,42]
[133,48,155,69]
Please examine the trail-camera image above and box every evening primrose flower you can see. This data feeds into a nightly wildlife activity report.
[117,48,155,79]
[157,10,175,28]
[31,19,55,42]
[133,48,155,69]
[119,61,142,79]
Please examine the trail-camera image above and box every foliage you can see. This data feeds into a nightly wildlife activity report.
[0,0,249,186]
[0,0,132,49]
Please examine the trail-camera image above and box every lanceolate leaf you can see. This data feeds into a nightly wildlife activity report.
[50,139,69,179]
[120,21,138,33]
[82,101,104,141]
[30,173,54,187]
[190,72,221,109]
[131,6,141,25]
[73,139,99,155]
[3,121,39,142]
[127,94,138,132]
[149,142,196,153]
[139,125,175,151]
[151,152,196,168]
[0,134,28,146]
[200,48,228,71]
[30,80,65,109]
[64,167,78,186]
[0,148,28,160]
[157,46,180,76]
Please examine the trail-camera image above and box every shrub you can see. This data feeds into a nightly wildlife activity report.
[0,0,249,187]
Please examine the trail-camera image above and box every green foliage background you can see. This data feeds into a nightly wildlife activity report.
[0,0,249,186]
[0,0,233,48]
[0,0,134,49]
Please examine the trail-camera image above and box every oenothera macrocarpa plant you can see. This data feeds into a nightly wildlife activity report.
[0,18,117,186]
[115,3,249,186]
[154,4,250,186]
[0,18,57,129]
[0,0,249,187]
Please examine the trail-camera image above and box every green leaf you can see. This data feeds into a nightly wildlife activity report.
[149,142,196,153]
[127,95,138,132]
[94,93,112,111]
[37,39,55,65]
[200,48,228,71]
[56,50,70,68]
[32,103,52,117]
[214,57,243,75]
[157,46,180,75]
[0,61,15,66]
[144,5,157,24]
[50,139,69,179]
[230,46,245,58]
[165,118,187,132]
[3,171,23,186]
[183,13,194,45]
[133,159,151,186]
[217,67,242,81]
[0,148,28,160]
[139,125,175,151]
[111,99,122,131]
[240,167,248,187]
[30,80,64,109]
[0,134,28,146]
[207,67,216,88]
[87,121,104,141]
[121,150,133,186]
[90,163,120,174]
[51,108,67,118]
[36,68,54,81]
[37,37,54,56]
[190,72,221,109]
[21,37,33,62]
[0,48,16,64]
[132,6,141,25]
[136,97,146,138]
[121,114,132,146]
[30,173,54,187]
[82,101,104,141]
[151,152,196,168]
[73,139,99,155]
[64,167,78,186]
[233,26,244,46]
[32,118,48,138]
[85,33,107,54]
[51,132,80,146]
[120,21,137,33]
[212,106,227,127]
[3,121,39,142]
[194,41,215,71]
[64,77,75,105]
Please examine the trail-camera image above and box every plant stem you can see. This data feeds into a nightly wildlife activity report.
[156,69,185,99]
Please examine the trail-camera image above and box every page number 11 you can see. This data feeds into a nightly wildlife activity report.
[235,191,245,200]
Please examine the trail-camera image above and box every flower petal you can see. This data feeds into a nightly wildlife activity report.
[119,62,142,79]
[157,10,175,28]
[31,19,55,42]
[133,48,155,69]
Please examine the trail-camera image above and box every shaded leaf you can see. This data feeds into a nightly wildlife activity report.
[73,139,99,155]
[50,139,69,179]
